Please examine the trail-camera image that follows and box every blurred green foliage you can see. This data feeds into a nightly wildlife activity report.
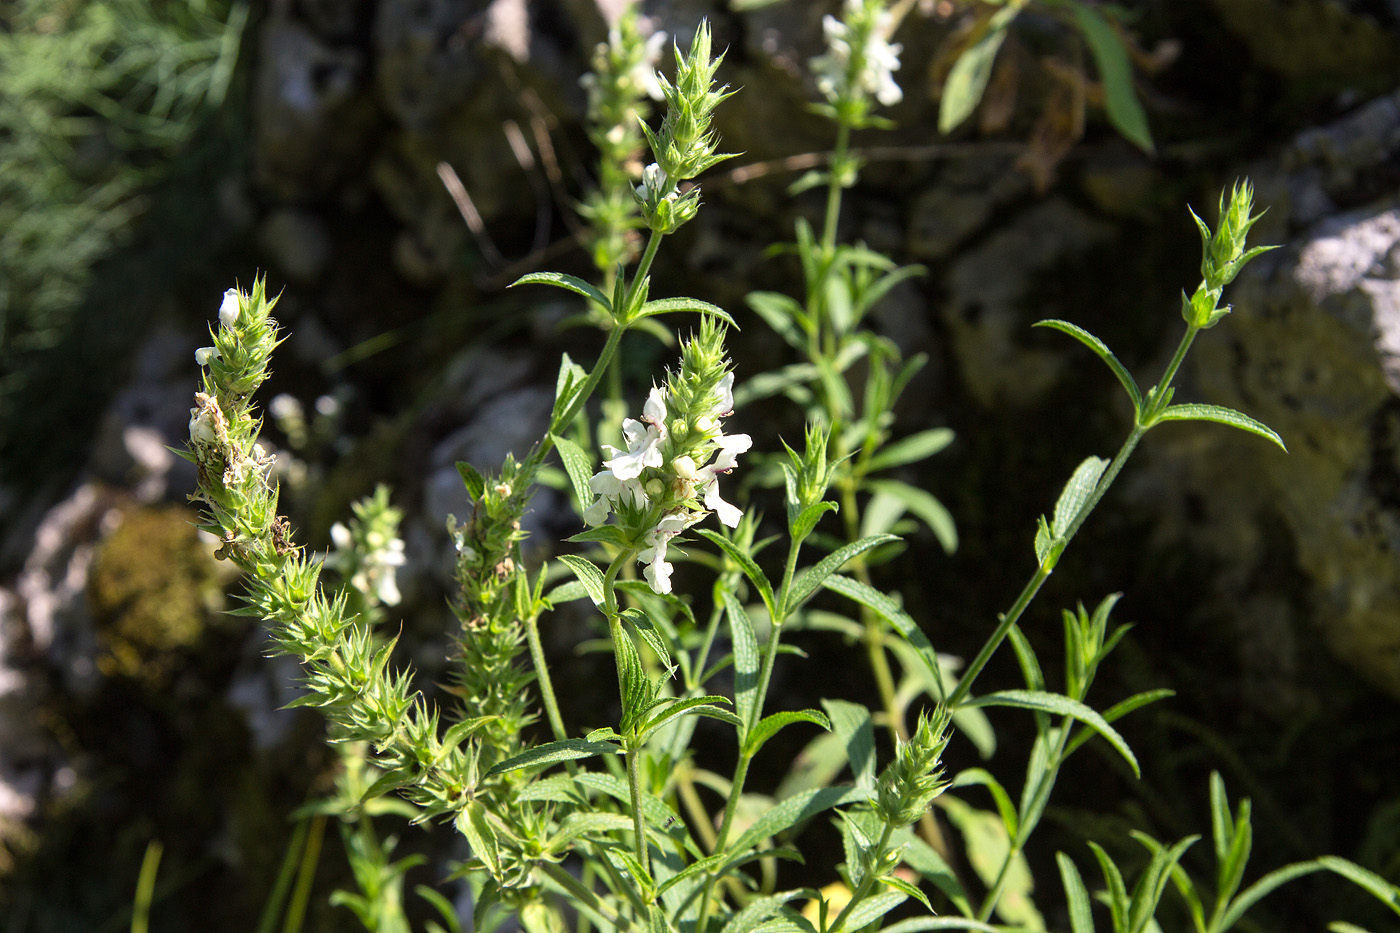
[0,0,246,416]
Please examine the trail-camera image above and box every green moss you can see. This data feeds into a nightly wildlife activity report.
[87,505,226,685]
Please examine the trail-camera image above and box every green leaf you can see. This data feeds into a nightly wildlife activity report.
[785,533,898,615]
[1154,403,1287,451]
[1316,857,1400,917]
[636,296,737,327]
[456,461,486,501]
[822,574,946,704]
[882,874,933,914]
[1071,4,1154,153]
[747,290,810,351]
[566,525,634,548]
[719,890,810,933]
[878,920,1006,932]
[1063,688,1174,758]
[543,579,587,606]
[698,528,776,620]
[1034,514,1054,567]
[510,271,611,313]
[1089,842,1130,931]
[556,554,607,607]
[863,479,957,554]
[553,811,636,848]
[822,699,876,791]
[1053,456,1109,537]
[843,892,907,928]
[1034,319,1143,414]
[742,709,831,759]
[734,363,820,408]
[1056,853,1096,933]
[966,689,1140,778]
[615,624,653,734]
[1127,833,1197,933]
[792,499,839,542]
[551,433,596,513]
[485,739,622,777]
[866,428,955,472]
[642,696,741,739]
[938,10,1015,133]
[942,796,1044,929]
[572,772,700,857]
[621,606,672,668]
[722,590,762,739]
[728,787,868,855]
[455,801,500,876]
[951,768,1018,838]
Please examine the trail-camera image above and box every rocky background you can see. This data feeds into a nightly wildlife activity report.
[2,0,1399,929]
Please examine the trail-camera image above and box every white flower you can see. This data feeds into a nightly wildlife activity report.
[601,385,667,480]
[219,288,241,328]
[698,432,753,527]
[639,511,695,594]
[635,162,674,204]
[584,470,649,526]
[195,346,219,366]
[811,0,903,109]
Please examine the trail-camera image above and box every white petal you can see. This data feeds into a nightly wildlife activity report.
[704,479,744,528]
[643,384,668,425]
[711,372,735,415]
[643,552,673,594]
[219,288,240,328]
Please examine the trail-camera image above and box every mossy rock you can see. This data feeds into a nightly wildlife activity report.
[86,505,229,687]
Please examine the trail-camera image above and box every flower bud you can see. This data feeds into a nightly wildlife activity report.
[219,288,241,328]
[876,707,952,828]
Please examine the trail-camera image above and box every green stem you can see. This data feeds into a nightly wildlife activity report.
[524,613,567,743]
[948,322,1203,708]
[632,228,665,295]
[827,822,895,933]
[625,729,650,875]
[603,549,650,876]
[976,718,1075,922]
[947,566,1050,709]
[697,535,804,933]
[822,123,852,255]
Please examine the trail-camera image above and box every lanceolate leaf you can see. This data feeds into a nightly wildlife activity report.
[866,428,955,472]
[742,709,831,758]
[823,574,946,704]
[1053,456,1109,537]
[747,291,810,351]
[1071,4,1154,153]
[485,739,622,777]
[1056,853,1095,933]
[966,689,1140,778]
[722,590,762,738]
[510,271,611,313]
[550,432,595,512]
[1154,403,1287,451]
[785,533,898,614]
[557,554,607,607]
[621,606,672,668]
[697,528,776,620]
[939,6,1019,133]
[637,296,737,327]
[643,696,741,739]
[1034,319,1143,414]
[728,786,868,855]
[863,479,957,554]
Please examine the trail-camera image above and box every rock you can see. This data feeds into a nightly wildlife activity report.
[252,12,374,199]
[1154,90,1400,698]
[258,209,332,284]
[943,197,1112,408]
